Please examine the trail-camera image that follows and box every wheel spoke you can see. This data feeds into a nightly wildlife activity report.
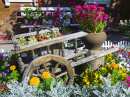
[32,73,41,77]
[43,63,48,72]
[52,63,59,74]
[56,71,67,79]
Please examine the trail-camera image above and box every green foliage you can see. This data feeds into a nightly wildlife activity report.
[37,78,55,91]
[118,22,130,36]
[17,37,27,46]
[111,69,122,85]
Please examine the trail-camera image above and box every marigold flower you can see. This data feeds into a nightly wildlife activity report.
[41,71,51,79]
[29,77,40,86]
[10,65,16,70]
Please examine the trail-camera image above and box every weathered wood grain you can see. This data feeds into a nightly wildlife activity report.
[15,32,87,54]
[70,47,119,68]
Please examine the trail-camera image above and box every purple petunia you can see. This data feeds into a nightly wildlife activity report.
[2,72,7,76]
[6,69,9,73]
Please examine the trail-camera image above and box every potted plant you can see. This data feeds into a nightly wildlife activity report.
[74,3,108,50]
[24,3,44,25]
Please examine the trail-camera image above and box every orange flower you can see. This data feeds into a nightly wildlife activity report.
[10,65,16,70]
[41,71,51,79]
[110,63,118,69]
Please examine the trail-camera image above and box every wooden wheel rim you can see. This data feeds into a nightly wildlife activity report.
[22,54,74,85]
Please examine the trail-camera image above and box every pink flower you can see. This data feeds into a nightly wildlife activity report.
[95,3,98,6]
[98,16,102,21]
[80,20,83,23]
[75,9,80,14]
[87,13,91,16]
[97,7,105,11]
[40,3,44,6]
[83,3,88,9]
[96,12,99,16]
[104,14,108,18]
[82,10,85,13]
[75,5,82,10]
[94,20,97,24]
[103,17,108,21]
[102,12,105,16]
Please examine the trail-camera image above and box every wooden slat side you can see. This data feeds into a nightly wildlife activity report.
[70,47,119,67]
[15,32,87,53]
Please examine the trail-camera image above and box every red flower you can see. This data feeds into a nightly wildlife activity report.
[35,35,39,39]
[128,52,130,57]
[111,46,114,48]
[69,2,73,6]
[122,49,125,51]
[117,50,120,52]
[72,1,75,5]
[40,3,44,6]
[35,1,39,3]
[69,1,75,6]
[36,5,38,7]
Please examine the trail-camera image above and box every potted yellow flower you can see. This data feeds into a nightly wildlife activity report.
[74,3,108,50]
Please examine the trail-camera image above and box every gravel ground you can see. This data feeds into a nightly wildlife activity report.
[0,32,129,53]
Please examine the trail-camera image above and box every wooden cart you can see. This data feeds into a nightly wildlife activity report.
[12,27,119,86]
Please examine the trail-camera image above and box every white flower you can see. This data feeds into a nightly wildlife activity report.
[118,61,127,68]
[116,54,123,59]
[120,57,126,61]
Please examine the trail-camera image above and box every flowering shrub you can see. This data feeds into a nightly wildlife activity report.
[0,51,21,95]
[74,3,108,33]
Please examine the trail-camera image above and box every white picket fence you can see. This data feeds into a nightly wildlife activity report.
[101,40,130,49]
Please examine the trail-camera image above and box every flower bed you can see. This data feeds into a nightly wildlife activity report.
[0,47,130,96]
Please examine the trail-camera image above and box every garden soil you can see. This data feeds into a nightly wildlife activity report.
[0,32,130,53]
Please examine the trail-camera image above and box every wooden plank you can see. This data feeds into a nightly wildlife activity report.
[0,40,13,44]
[70,47,120,67]
[15,32,87,53]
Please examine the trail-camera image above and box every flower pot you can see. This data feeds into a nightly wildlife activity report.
[80,32,107,50]
[27,19,43,25]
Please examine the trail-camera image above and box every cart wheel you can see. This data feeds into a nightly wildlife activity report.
[22,54,74,86]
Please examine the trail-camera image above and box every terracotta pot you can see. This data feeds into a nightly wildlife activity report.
[80,32,107,50]
[28,19,43,25]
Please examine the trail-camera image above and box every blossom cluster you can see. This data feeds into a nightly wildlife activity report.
[74,3,108,33]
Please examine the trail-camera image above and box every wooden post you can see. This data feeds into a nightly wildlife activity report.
[83,47,105,71]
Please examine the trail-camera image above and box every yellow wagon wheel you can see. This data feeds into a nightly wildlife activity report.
[22,54,74,86]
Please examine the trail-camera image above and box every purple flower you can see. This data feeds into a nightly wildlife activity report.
[116,52,122,56]
[6,69,9,73]
[129,62,130,65]
[6,64,10,66]
[6,58,9,61]
[2,72,7,76]
[126,58,130,61]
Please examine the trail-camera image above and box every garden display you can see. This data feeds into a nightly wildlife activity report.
[1,1,130,97]
[0,46,130,96]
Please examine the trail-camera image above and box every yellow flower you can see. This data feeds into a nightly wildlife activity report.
[101,67,106,71]
[10,65,16,70]
[105,55,108,57]
[122,73,127,77]
[84,69,89,74]
[121,67,126,72]
[108,57,112,60]
[112,59,115,63]
[94,80,98,83]
[119,70,123,74]
[109,53,113,57]
[41,71,51,79]
[29,77,40,86]
[86,81,90,85]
